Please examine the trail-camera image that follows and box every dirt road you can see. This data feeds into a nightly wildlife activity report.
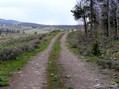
[58,33,119,89]
[1,34,59,89]
[1,33,119,89]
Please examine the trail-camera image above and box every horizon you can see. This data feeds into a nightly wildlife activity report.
[0,18,80,26]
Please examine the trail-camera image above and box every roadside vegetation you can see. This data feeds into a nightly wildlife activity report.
[67,31,119,72]
[47,33,64,89]
[0,33,30,42]
[68,0,119,74]
[0,31,58,87]
[24,29,49,34]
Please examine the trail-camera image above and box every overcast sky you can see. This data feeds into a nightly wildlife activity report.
[0,0,78,25]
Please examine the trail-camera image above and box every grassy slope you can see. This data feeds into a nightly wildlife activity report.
[25,29,49,34]
[47,33,64,89]
[0,32,57,87]
[66,32,103,66]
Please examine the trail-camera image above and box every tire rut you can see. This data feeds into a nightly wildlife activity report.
[59,33,116,89]
[1,34,60,89]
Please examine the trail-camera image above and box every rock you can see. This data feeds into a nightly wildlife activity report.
[109,82,119,89]
[65,75,71,78]
[113,73,117,76]
[42,82,47,85]
[94,84,101,87]
[36,63,39,66]
[94,84,105,89]
[110,82,117,85]
[51,73,54,76]
[18,71,22,74]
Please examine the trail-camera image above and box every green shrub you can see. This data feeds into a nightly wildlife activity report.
[67,31,119,71]
[0,34,44,48]
[91,40,100,56]
[112,61,119,71]
[0,81,9,87]
[67,87,74,89]
[0,35,44,62]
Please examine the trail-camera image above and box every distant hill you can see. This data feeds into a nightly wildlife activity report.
[0,19,80,31]
[0,19,20,24]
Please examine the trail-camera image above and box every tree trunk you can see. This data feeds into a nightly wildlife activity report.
[83,16,88,37]
[106,0,110,37]
[90,0,93,35]
[114,15,118,40]
[116,0,119,39]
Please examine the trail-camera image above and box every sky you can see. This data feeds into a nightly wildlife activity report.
[0,0,78,25]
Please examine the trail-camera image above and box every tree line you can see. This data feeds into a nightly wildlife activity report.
[71,0,119,40]
[71,0,119,56]
[0,28,20,35]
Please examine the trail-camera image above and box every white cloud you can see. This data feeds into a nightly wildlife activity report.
[38,19,59,25]
[0,7,28,21]
[0,0,77,25]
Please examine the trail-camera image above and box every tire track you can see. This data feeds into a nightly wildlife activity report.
[59,33,114,89]
[1,34,60,89]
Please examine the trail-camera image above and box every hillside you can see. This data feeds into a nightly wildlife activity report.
[0,19,79,31]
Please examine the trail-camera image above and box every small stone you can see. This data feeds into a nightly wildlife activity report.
[94,84,101,87]
[94,84,105,89]
[36,63,39,66]
[110,82,117,85]
[109,82,119,89]
[51,73,54,76]
[18,71,22,74]
[65,75,71,78]
[113,73,117,76]
[42,82,47,85]
[67,75,71,78]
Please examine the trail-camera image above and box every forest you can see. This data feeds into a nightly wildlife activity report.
[69,0,119,70]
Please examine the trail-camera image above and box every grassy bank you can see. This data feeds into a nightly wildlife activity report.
[47,33,64,89]
[66,31,119,76]
[0,31,58,87]
[66,32,105,65]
